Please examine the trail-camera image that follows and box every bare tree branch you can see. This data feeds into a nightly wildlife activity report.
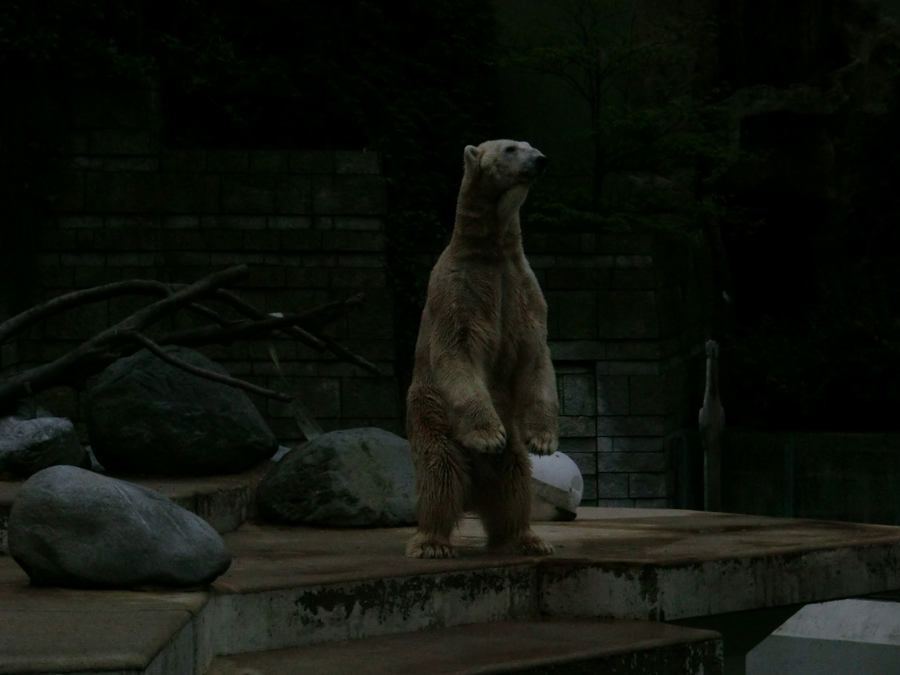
[153,294,364,347]
[0,266,375,412]
[320,335,381,375]
[0,280,243,346]
[109,265,249,335]
[0,267,250,409]
[124,331,292,402]
[207,289,328,350]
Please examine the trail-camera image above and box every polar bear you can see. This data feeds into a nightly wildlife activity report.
[405,139,559,559]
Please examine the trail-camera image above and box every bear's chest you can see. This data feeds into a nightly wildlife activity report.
[458,263,537,323]
[468,263,544,369]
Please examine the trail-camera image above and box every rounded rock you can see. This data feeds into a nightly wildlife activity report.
[87,346,278,475]
[257,427,416,527]
[0,415,89,479]
[8,465,231,588]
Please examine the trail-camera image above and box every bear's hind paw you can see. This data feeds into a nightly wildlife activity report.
[406,535,456,559]
[493,533,554,556]
[526,430,558,456]
[514,534,554,556]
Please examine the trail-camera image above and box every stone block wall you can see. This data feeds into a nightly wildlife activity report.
[722,432,900,526]
[0,85,399,446]
[526,232,714,507]
[1,84,715,506]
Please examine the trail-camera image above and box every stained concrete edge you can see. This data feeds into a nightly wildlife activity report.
[208,565,540,656]
[540,539,900,621]
[0,589,209,675]
[208,619,725,675]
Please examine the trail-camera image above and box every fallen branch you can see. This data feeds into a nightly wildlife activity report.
[153,294,365,347]
[124,331,291,402]
[0,266,378,413]
[0,280,230,345]
[208,289,328,350]
[320,335,380,374]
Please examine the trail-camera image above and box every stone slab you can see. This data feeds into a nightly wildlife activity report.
[0,582,207,675]
[747,598,900,675]
[207,619,723,675]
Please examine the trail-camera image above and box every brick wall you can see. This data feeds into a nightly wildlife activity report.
[1,85,400,445]
[1,85,716,505]
[528,232,714,507]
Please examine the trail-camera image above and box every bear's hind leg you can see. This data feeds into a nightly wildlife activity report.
[407,446,468,558]
[471,440,553,556]
[406,395,470,559]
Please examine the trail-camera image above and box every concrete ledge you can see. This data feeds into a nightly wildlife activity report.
[125,461,273,534]
[0,585,207,675]
[2,509,900,675]
[535,513,900,621]
[208,619,724,675]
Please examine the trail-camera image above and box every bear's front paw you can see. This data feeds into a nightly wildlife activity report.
[526,429,558,456]
[406,535,456,559]
[458,423,507,453]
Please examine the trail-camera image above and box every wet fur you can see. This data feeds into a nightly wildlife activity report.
[406,140,558,559]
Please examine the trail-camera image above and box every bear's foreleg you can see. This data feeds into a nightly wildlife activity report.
[516,345,560,456]
[433,356,507,453]
[406,391,470,559]
[471,444,554,556]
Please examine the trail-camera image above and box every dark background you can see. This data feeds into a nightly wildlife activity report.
[3,0,900,432]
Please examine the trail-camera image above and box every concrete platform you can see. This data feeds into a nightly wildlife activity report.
[0,585,207,675]
[1,508,899,675]
[207,619,723,675]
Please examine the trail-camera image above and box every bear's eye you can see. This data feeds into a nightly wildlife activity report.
[504,146,516,153]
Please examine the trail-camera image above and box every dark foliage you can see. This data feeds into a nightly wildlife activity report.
[718,9,900,432]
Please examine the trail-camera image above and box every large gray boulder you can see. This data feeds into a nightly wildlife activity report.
[0,406,89,479]
[8,465,231,588]
[257,427,416,527]
[87,346,278,475]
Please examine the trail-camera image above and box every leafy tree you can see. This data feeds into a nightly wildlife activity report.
[500,0,719,217]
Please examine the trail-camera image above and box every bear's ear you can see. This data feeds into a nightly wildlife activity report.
[463,145,482,174]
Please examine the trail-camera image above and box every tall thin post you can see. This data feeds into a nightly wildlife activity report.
[699,340,725,511]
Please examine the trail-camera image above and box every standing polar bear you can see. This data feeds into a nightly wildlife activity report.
[405,139,559,559]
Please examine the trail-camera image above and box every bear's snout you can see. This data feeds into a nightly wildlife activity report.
[525,152,548,180]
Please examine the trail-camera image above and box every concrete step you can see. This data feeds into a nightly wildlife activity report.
[0,461,273,553]
[3,510,900,674]
[0,583,207,675]
[206,619,723,675]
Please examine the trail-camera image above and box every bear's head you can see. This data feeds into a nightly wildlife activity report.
[463,140,548,196]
